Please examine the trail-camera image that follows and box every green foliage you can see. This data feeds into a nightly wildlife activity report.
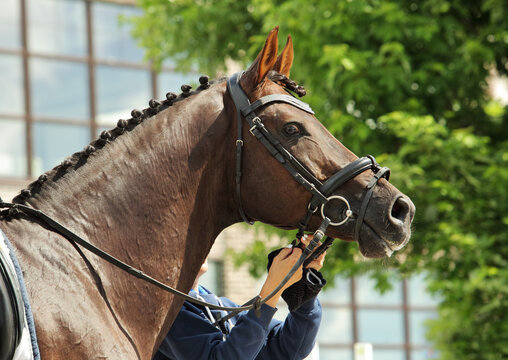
[131,0,508,358]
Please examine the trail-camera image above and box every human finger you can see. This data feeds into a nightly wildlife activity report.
[275,247,293,261]
[306,251,326,270]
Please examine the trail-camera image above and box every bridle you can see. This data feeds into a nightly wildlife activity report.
[0,72,391,328]
[207,72,392,327]
[228,71,391,243]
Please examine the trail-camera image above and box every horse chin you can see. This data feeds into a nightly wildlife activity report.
[357,223,395,259]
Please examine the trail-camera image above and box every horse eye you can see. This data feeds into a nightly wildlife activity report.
[283,123,300,136]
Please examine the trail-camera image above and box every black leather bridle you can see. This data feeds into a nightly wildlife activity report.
[211,72,392,327]
[228,71,391,243]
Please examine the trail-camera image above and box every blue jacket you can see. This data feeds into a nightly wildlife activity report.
[155,286,322,360]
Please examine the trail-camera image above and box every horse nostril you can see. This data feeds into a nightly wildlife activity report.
[391,197,410,222]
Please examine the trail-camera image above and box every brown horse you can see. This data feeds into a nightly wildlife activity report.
[0,28,414,359]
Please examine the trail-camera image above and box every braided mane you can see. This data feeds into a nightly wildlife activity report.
[9,73,306,207]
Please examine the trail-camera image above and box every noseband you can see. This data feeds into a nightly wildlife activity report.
[228,72,390,241]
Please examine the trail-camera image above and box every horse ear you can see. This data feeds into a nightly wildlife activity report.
[273,35,294,77]
[242,27,279,89]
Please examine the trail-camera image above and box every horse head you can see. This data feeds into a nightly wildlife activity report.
[232,27,415,258]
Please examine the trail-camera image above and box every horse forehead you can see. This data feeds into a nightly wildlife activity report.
[259,102,313,120]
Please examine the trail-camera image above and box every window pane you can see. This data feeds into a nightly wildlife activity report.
[92,3,144,62]
[30,58,89,120]
[0,54,24,115]
[0,0,21,49]
[411,348,439,360]
[158,72,198,99]
[319,347,352,360]
[0,119,26,177]
[321,276,351,305]
[371,349,406,360]
[318,308,352,343]
[200,260,223,296]
[408,274,439,307]
[357,309,404,344]
[95,66,151,126]
[410,310,437,345]
[32,122,89,174]
[356,275,402,306]
[27,0,86,56]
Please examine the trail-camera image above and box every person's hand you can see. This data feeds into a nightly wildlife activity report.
[260,246,303,308]
[300,235,327,271]
[279,235,328,312]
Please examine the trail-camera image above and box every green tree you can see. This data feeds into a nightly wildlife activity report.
[131,1,508,358]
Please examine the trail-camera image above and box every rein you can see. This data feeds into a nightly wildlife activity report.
[0,198,325,316]
[0,199,253,312]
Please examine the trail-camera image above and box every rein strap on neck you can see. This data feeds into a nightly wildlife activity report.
[0,200,256,313]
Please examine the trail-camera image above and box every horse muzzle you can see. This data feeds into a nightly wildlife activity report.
[356,195,415,258]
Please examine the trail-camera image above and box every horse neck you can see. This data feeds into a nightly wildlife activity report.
[25,81,238,354]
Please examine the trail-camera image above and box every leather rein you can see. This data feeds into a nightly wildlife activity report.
[0,72,390,321]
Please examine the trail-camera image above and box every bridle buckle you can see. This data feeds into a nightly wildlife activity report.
[249,117,262,136]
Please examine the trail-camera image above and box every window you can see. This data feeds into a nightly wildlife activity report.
[30,58,89,121]
[409,310,437,345]
[408,273,437,307]
[373,349,406,360]
[411,348,439,360]
[319,277,353,345]
[92,2,144,62]
[320,348,352,360]
[27,0,87,56]
[356,275,403,306]
[319,276,351,305]
[318,274,438,360]
[357,309,405,344]
[0,0,21,49]
[320,307,353,343]
[199,259,224,296]
[0,54,24,115]
[0,119,26,177]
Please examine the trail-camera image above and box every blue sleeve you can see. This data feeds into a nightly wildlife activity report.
[255,297,322,360]
[159,302,278,360]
